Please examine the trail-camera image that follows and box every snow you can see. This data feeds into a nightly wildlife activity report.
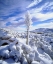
[31,61,39,64]
[1,50,9,58]
[22,44,32,54]
[9,43,16,51]
[0,58,21,64]
[0,28,53,64]
[9,37,16,42]
[0,40,9,46]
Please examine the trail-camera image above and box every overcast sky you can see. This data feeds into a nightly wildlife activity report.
[0,0,53,32]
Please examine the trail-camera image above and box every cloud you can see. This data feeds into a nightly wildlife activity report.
[28,1,53,22]
[41,2,53,13]
[27,0,53,10]
[5,16,25,26]
[27,0,42,8]
[11,21,25,27]
[31,12,53,21]
[0,0,53,32]
[5,22,53,32]
[30,22,53,31]
[5,25,26,33]
[0,21,7,28]
[0,0,32,17]
[35,22,53,29]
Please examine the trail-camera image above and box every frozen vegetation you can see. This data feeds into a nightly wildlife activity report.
[0,28,53,64]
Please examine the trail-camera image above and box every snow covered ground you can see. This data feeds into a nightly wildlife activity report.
[0,28,53,64]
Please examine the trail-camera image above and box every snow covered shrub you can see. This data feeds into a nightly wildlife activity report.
[10,50,22,62]
[21,44,35,64]
[9,43,16,51]
[29,38,35,47]
[1,36,11,40]
[26,52,35,64]
[16,45,23,52]
[25,11,32,45]
[22,44,32,54]
[31,61,39,64]
[18,54,28,64]
[0,45,10,59]
[0,49,9,59]
[9,37,16,42]
[9,44,23,62]
[22,57,28,64]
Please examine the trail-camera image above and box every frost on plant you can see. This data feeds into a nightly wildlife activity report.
[25,11,32,45]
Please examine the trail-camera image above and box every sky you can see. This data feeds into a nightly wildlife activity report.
[0,0,53,32]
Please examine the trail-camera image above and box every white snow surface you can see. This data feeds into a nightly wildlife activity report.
[0,28,53,64]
